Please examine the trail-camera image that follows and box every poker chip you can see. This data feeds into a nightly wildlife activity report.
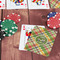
[0,30,6,40]
[1,19,18,36]
[47,12,57,19]
[3,13,21,24]
[0,20,2,24]
[0,20,2,28]
[47,12,60,29]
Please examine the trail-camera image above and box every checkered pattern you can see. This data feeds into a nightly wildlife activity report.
[49,0,60,8]
[25,26,57,57]
[55,2,60,8]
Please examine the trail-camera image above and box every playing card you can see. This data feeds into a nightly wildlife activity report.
[24,26,57,57]
[19,24,45,50]
[28,0,50,9]
[7,0,27,9]
[0,0,5,9]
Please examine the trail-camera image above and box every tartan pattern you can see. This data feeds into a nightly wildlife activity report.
[25,26,57,57]
[55,2,60,8]
[49,0,60,8]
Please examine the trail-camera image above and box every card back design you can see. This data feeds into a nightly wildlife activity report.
[25,26,57,57]
[49,0,60,8]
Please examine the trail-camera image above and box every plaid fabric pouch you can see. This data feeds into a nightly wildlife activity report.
[49,0,60,8]
[25,26,57,57]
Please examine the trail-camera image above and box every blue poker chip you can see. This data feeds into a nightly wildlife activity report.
[0,20,2,25]
[47,12,57,19]
[0,20,2,28]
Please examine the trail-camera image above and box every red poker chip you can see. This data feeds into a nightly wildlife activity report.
[47,12,60,29]
[3,17,7,20]
[3,13,21,24]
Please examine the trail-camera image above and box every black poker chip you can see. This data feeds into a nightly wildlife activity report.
[0,30,6,40]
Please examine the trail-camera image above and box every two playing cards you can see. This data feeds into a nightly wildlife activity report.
[19,24,45,50]
[19,24,57,57]
[7,0,50,9]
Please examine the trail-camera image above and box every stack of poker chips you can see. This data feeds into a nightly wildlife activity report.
[47,12,60,29]
[24,26,57,57]
[0,13,21,40]
[10,0,24,6]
